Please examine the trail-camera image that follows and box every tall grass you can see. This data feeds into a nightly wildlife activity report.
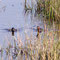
[0,0,60,60]
[0,23,60,60]
[37,0,60,22]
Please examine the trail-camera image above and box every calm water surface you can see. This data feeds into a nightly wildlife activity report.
[0,0,44,47]
[0,0,60,60]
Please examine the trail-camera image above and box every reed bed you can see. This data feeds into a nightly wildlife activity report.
[0,23,60,60]
[24,0,60,22]
[0,0,60,60]
[37,0,60,21]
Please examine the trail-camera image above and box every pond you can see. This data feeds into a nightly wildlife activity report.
[0,0,60,60]
[0,0,44,47]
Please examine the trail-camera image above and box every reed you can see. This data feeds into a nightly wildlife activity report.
[0,23,60,60]
[0,0,60,59]
[37,0,60,22]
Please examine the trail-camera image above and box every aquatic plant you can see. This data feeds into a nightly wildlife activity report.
[0,22,60,60]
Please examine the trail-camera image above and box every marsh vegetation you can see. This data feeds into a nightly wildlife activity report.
[0,0,60,60]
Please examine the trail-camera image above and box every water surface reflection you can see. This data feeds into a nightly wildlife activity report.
[0,0,44,47]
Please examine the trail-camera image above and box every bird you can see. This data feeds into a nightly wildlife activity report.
[5,27,17,36]
[11,27,16,36]
[37,26,43,33]
[29,26,43,37]
[36,26,43,37]
[0,27,23,36]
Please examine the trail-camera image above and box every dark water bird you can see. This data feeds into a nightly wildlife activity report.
[36,26,43,37]
[6,27,17,36]
[29,26,43,32]
[37,26,43,33]
[0,27,23,36]
[29,26,43,37]
[11,27,16,36]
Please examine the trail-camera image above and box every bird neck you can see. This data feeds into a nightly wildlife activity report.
[37,29,40,32]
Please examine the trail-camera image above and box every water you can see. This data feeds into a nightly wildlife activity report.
[0,0,60,60]
[0,0,44,60]
[0,0,44,47]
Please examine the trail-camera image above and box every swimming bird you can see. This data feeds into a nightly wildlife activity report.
[11,27,16,36]
[36,26,43,37]
[37,26,43,33]
[30,26,43,32]
[29,26,43,37]
[6,27,17,36]
[0,27,23,36]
